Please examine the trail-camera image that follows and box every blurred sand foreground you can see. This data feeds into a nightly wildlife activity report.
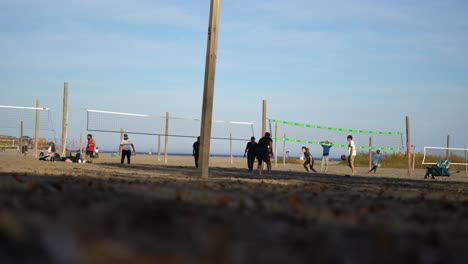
[1,151,468,264]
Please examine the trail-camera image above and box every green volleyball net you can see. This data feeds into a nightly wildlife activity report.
[269,118,404,158]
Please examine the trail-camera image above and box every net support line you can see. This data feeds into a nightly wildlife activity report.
[86,129,250,141]
[0,105,50,111]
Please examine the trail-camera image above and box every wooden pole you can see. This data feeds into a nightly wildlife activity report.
[230,133,233,164]
[61,82,69,157]
[368,136,372,170]
[79,130,83,156]
[164,112,170,164]
[412,145,416,172]
[274,122,278,168]
[262,99,267,136]
[20,121,23,154]
[34,100,40,158]
[283,133,286,166]
[120,128,124,141]
[463,143,467,175]
[406,116,411,177]
[158,134,161,161]
[199,0,221,178]
[446,134,450,160]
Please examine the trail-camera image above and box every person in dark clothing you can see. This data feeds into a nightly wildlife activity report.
[256,132,273,175]
[301,146,317,173]
[193,136,200,168]
[244,136,257,171]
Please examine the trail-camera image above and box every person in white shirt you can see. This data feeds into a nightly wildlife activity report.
[347,135,357,176]
[119,134,136,164]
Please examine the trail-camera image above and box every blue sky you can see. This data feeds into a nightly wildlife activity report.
[1,0,467,155]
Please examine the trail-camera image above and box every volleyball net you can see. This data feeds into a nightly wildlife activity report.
[86,109,256,155]
[269,118,404,157]
[0,105,57,149]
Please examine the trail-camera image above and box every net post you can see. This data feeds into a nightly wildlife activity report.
[61,82,69,157]
[199,0,221,178]
[120,128,124,141]
[79,130,83,156]
[446,135,450,160]
[164,112,169,164]
[262,100,267,136]
[282,133,286,166]
[465,144,467,176]
[368,136,372,170]
[274,122,278,168]
[406,116,412,177]
[20,121,23,155]
[34,100,40,158]
[158,135,161,161]
[230,133,233,165]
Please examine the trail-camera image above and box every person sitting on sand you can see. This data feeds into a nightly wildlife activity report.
[301,146,317,173]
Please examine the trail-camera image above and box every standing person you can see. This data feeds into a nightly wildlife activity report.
[119,134,136,164]
[256,132,273,175]
[369,150,381,173]
[320,140,333,172]
[193,136,200,168]
[347,135,357,176]
[85,134,96,163]
[301,146,317,173]
[244,136,257,172]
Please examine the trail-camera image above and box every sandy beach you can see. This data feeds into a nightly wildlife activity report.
[1,150,468,263]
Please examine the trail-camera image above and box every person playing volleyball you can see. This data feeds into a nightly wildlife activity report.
[301,146,317,173]
[256,132,273,175]
[347,135,357,176]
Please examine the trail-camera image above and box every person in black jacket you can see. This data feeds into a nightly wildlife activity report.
[256,132,273,175]
[244,136,257,171]
[193,136,200,168]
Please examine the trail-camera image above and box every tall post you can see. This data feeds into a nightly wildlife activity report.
[230,133,233,164]
[282,133,286,166]
[406,116,411,177]
[34,100,40,158]
[199,0,221,178]
[368,136,372,170]
[262,99,267,136]
[20,121,24,154]
[79,130,83,156]
[446,134,450,160]
[157,135,161,161]
[61,82,69,157]
[274,122,278,168]
[120,128,124,141]
[465,144,467,175]
[164,112,170,164]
